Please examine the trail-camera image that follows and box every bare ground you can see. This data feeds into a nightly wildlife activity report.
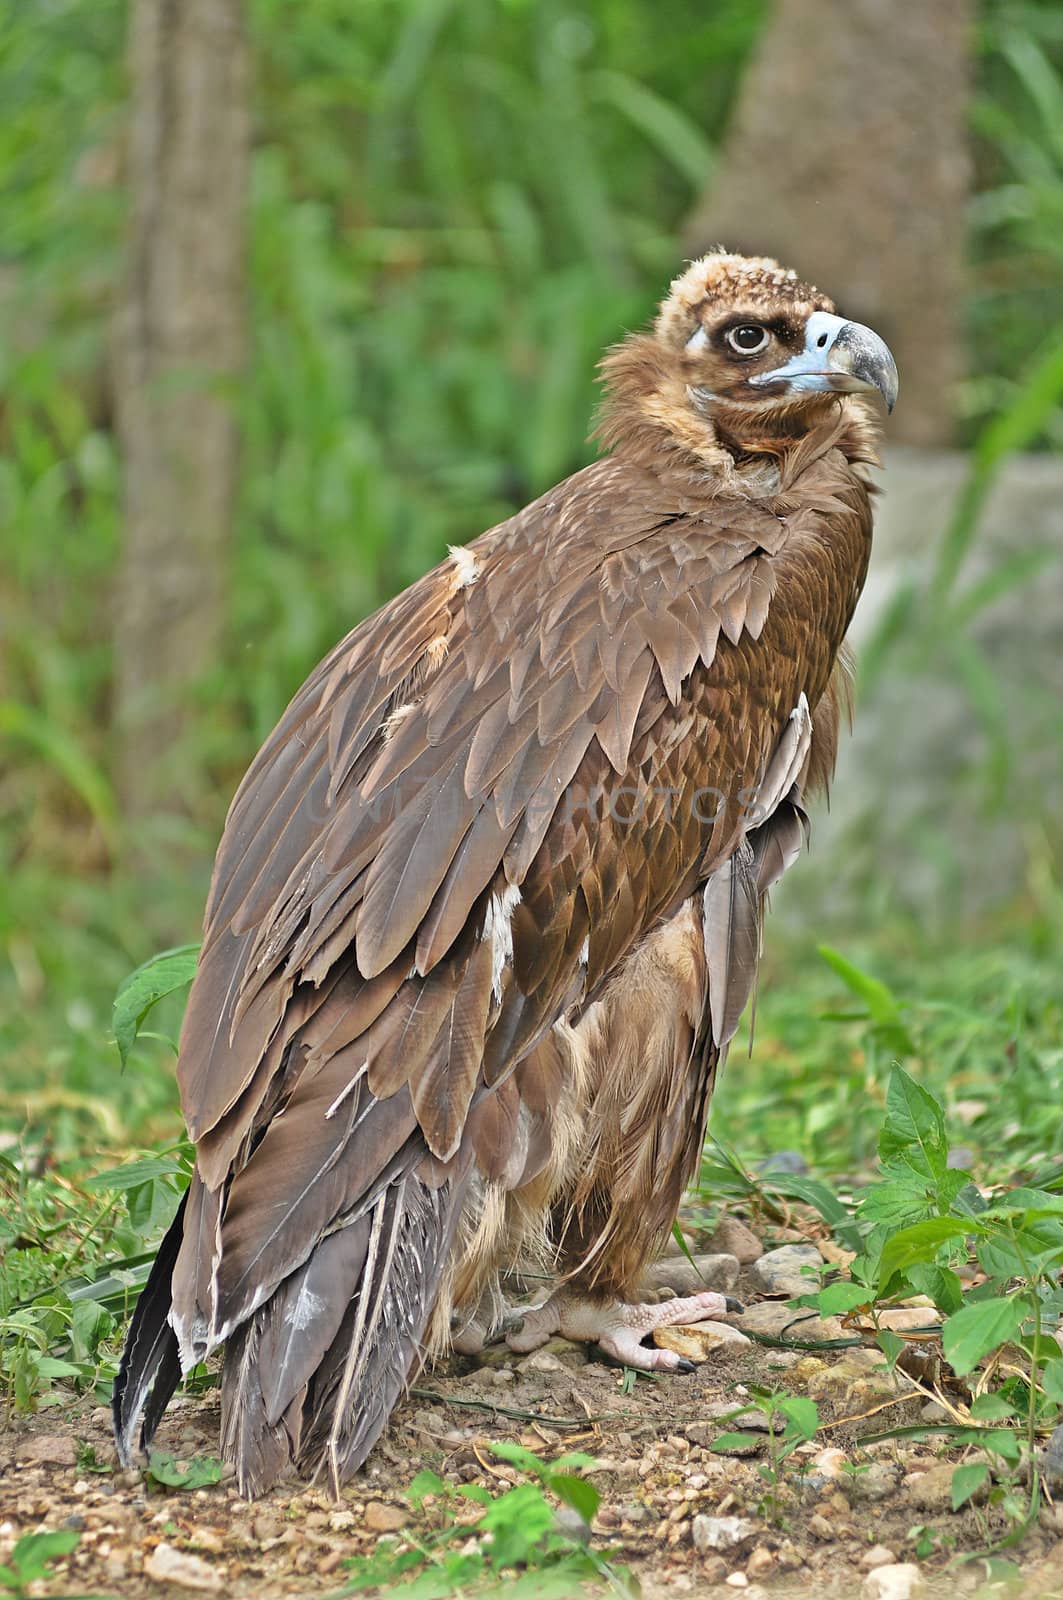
[3,1250,1063,1600]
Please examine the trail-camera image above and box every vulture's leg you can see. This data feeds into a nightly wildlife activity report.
[504,897,732,1369]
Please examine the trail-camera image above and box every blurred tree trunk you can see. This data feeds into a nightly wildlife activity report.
[113,0,249,817]
[684,0,972,446]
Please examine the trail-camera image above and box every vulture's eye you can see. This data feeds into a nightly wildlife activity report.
[726,324,770,355]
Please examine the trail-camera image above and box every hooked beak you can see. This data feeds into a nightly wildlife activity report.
[750,310,898,413]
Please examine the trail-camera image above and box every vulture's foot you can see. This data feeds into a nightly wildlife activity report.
[450,1285,526,1356]
[506,1288,742,1372]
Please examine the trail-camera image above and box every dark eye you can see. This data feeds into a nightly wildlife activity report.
[726,324,770,354]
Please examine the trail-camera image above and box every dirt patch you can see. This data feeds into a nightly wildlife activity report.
[2,1267,1062,1598]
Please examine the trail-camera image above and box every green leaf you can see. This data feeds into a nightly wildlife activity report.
[876,1329,906,1369]
[1041,1360,1063,1403]
[487,1440,549,1480]
[879,1067,949,1183]
[86,1156,185,1191]
[951,1460,989,1510]
[877,1218,970,1287]
[942,1297,1026,1376]
[407,1470,445,1504]
[906,1263,966,1315]
[777,1395,819,1441]
[145,1450,223,1489]
[6,1529,81,1583]
[710,1432,762,1453]
[969,1392,1018,1420]
[112,945,199,1069]
[811,1281,872,1316]
[549,1473,599,1524]
[818,946,914,1055]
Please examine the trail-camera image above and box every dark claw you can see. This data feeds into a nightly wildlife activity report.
[724,1297,744,1314]
[675,1357,696,1374]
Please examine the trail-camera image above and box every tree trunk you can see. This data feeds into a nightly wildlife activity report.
[113,0,249,817]
[684,0,971,446]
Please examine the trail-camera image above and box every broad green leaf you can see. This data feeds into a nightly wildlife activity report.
[877,1218,970,1287]
[549,1473,599,1524]
[1041,1359,1063,1402]
[942,1297,1026,1376]
[112,945,199,1069]
[777,1395,818,1440]
[879,1067,949,1183]
[407,1470,445,1503]
[906,1263,966,1315]
[812,1281,872,1316]
[145,1450,223,1489]
[7,1528,80,1580]
[876,1329,906,1369]
[86,1155,185,1191]
[969,1392,1017,1420]
[488,1440,549,1480]
[710,1431,762,1453]
[951,1460,989,1510]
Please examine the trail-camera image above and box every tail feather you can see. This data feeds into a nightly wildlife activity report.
[113,1190,188,1466]
[220,1164,468,1497]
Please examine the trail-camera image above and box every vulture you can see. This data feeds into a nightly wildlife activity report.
[115,250,897,1497]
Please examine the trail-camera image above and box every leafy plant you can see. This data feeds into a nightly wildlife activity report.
[0,1530,80,1597]
[144,1450,224,1491]
[711,1385,820,1521]
[335,1443,635,1598]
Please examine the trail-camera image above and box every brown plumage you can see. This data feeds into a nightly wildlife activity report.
[115,250,897,1496]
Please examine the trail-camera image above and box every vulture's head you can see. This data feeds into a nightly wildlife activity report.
[599,250,898,481]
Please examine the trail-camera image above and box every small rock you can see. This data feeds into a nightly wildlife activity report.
[877,1306,941,1333]
[862,1563,925,1600]
[808,1513,834,1540]
[732,1301,844,1344]
[725,1573,749,1589]
[691,1513,757,1552]
[751,1245,824,1297]
[519,1350,565,1374]
[919,1400,948,1422]
[364,1501,409,1533]
[706,1217,764,1264]
[16,1435,78,1467]
[329,1510,356,1531]
[1044,1422,1063,1481]
[641,1254,741,1297]
[848,1462,901,1503]
[653,1322,752,1360]
[806,1350,896,1405]
[903,1462,974,1511]
[746,1545,775,1577]
[144,1542,223,1592]
[811,1447,847,1478]
[700,1556,728,1584]
[862,1545,898,1570]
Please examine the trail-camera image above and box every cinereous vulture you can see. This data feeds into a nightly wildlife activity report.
[116,250,897,1496]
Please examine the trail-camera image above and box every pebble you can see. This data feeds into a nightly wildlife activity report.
[751,1245,824,1296]
[808,1513,834,1540]
[746,1545,774,1577]
[16,1435,78,1467]
[862,1563,925,1600]
[518,1350,565,1374]
[725,1573,749,1589]
[690,1513,757,1552]
[1044,1422,1063,1481]
[653,1322,752,1360]
[848,1463,901,1503]
[806,1350,898,1406]
[810,1447,848,1479]
[364,1501,408,1533]
[877,1306,941,1332]
[641,1254,741,1297]
[144,1542,223,1592]
[862,1545,898,1570]
[733,1300,844,1344]
[706,1217,764,1264]
[700,1556,728,1584]
[903,1462,976,1512]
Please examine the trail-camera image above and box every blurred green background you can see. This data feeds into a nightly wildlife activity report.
[2,0,1063,1169]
